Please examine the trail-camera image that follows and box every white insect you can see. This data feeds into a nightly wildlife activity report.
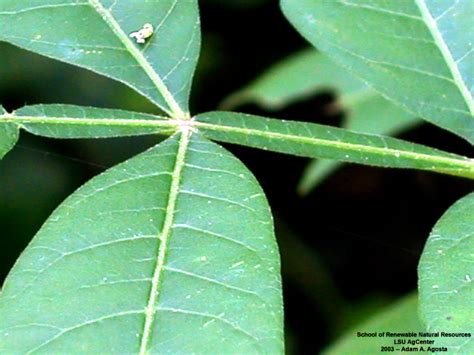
[129,23,154,44]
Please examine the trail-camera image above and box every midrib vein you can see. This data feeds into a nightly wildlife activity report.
[1,115,178,129]
[88,0,186,118]
[139,131,190,354]
[415,0,474,115]
[194,121,474,175]
[3,113,473,176]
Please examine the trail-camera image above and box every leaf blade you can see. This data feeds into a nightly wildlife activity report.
[415,0,473,114]
[0,133,283,353]
[2,104,176,138]
[418,192,474,353]
[281,0,474,142]
[195,111,474,179]
[0,1,201,117]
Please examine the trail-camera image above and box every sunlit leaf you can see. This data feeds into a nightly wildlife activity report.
[281,0,474,143]
[0,133,284,353]
[0,1,201,117]
[418,192,474,353]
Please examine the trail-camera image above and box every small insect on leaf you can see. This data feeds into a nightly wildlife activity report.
[129,23,154,44]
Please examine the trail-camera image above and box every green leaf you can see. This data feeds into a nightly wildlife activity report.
[221,49,422,193]
[418,192,474,353]
[2,104,176,138]
[222,49,363,110]
[300,94,422,194]
[323,293,424,355]
[0,133,283,353]
[223,50,417,134]
[194,112,474,179]
[0,106,19,159]
[345,96,420,135]
[0,1,201,118]
[281,0,474,143]
[227,49,420,194]
[299,159,340,194]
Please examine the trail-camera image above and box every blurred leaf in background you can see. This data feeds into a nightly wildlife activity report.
[0,43,159,114]
[222,49,423,193]
[323,293,423,354]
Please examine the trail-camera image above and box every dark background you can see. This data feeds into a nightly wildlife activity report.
[0,0,472,353]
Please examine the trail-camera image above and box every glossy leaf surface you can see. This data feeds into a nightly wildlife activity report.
[0,133,283,353]
[3,104,175,138]
[195,112,474,179]
[418,192,474,353]
[281,0,474,142]
[0,0,201,117]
